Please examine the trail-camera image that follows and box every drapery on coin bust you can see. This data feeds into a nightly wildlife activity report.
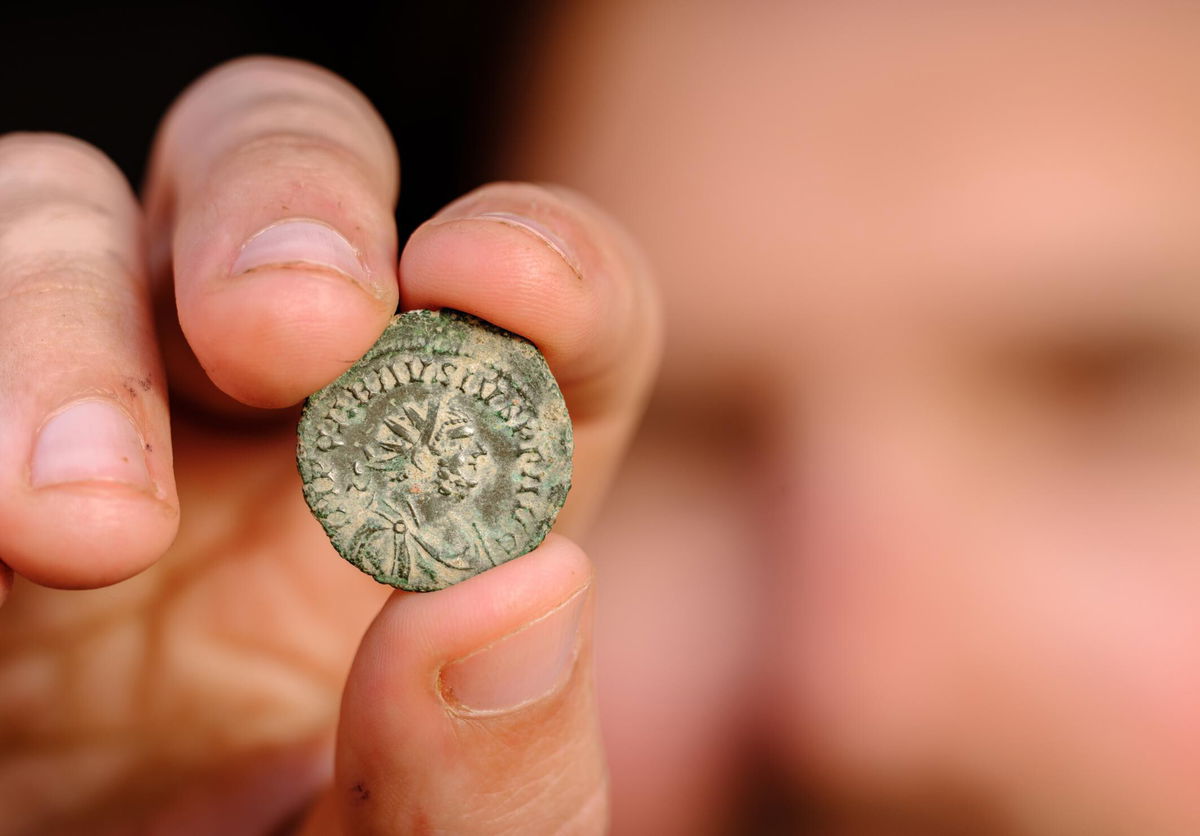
[297,309,573,591]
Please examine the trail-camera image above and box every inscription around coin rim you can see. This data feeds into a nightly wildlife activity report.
[297,309,572,591]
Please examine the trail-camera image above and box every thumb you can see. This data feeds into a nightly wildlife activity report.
[302,535,606,835]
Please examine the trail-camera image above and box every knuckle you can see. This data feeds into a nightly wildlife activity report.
[193,129,381,205]
[221,91,380,160]
[0,259,144,388]
[557,783,609,835]
[0,133,128,197]
[462,760,607,836]
[0,258,133,318]
[230,89,361,134]
[164,55,394,181]
[0,136,143,333]
[196,54,354,100]
[0,197,140,295]
[217,128,369,178]
[454,722,607,834]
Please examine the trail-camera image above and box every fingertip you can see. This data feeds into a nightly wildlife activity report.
[399,183,662,539]
[0,485,178,589]
[402,216,601,373]
[0,132,132,196]
[182,266,395,408]
[399,181,662,413]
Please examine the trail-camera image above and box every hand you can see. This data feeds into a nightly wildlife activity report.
[0,57,661,834]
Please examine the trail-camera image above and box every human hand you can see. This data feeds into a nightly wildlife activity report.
[0,56,661,834]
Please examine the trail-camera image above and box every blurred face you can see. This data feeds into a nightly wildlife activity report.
[508,3,1200,831]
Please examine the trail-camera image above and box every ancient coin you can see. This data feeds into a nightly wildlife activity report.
[297,309,572,591]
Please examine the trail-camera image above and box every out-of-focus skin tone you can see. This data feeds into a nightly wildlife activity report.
[5,3,1200,835]
[504,2,1200,833]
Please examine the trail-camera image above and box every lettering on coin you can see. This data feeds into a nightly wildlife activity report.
[297,310,573,591]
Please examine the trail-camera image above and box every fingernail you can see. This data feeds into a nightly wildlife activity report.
[440,585,588,715]
[472,212,581,277]
[232,219,367,283]
[31,400,150,489]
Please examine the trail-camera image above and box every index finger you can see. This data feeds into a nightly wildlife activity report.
[400,182,663,536]
[143,56,400,410]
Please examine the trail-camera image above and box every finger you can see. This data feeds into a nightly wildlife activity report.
[401,182,663,535]
[0,134,178,588]
[143,56,400,409]
[301,535,605,835]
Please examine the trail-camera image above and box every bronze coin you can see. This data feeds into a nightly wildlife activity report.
[297,310,572,591]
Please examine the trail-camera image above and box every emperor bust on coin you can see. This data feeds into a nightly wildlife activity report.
[297,310,573,591]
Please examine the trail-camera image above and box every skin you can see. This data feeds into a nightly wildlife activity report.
[504,2,1200,833]
[6,3,1200,834]
[0,58,659,834]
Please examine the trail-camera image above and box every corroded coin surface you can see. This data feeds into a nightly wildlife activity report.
[297,310,572,591]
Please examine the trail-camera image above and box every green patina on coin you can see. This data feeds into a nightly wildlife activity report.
[297,309,572,591]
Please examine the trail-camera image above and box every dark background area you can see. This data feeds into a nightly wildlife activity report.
[0,0,541,239]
